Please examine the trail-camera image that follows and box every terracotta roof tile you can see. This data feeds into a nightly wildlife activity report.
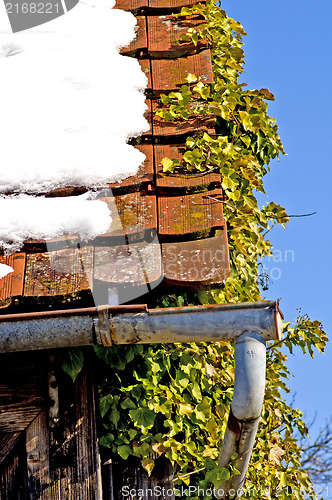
[120,16,147,57]
[0,253,25,305]
[115,0,205,12]
[152,100,215,136]
[138,59,152,90]
[114,0,148,13]
[94,239,162,285]
[0,3,230,310]
[162,229,230,286]
[154,144,220,190]
[148,0,205,10]
[147,14,207,58]
[158,188,224,236]
[97,192,157,238]
[151,50,213,92]
[108,144,154,190]
[23,247,93,297]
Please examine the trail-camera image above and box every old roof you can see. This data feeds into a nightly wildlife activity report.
[0,0,230,311]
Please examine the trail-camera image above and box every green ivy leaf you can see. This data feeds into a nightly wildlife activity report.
[121,398,137,410]
[129,407,156,428]
[60,347,84,382]
[99,394,113,418]
[117,445,131,460]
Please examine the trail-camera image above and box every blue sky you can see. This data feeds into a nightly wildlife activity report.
[220,0,332,441]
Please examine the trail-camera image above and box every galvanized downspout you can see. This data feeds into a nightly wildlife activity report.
[0,301,282,498]
[216,331,267,499]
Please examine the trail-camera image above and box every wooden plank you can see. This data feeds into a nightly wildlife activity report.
[94,238,162,285]
[0,253,26,304]
[120,16,147,56]
[0,433,21,465]
[152,100,215,137]
[103,455,174,500]
[0,353,45,433]
[0,433,28,499]
[97,193,157,238]
[154,144,220,190]
[162,229,230,286]
[49,363,102,499]
[26,410,51,500]
[23,246,93,297]
[108,144,154,190]
[147,14,207,58]
[151,50,213,92]
[158,188,224,236]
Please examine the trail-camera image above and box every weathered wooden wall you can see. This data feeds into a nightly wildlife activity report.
[0,350,174,499]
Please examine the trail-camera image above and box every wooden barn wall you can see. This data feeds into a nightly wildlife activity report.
[0,349,174,499]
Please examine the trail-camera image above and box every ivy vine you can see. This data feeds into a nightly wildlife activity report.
[62,2,328,499]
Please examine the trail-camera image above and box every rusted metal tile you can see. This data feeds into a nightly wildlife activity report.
[154,144,220,190]
[97,192,157,238]
[151,50,213,92]
[152,100,215,136]
[23,247,93,297]
[147,15,207,58]
[94,239,162,284]
[0,253,26,304]
[120,16,147,57]
[149,0,206,9]
[114,0,148,13]
[109,144,154,190]
[158,188,224,236]
[138,59,152,90]
[162,229,230,286]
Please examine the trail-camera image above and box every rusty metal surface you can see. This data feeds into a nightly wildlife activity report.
[147,15,207,58]
[154,144,220,189]
[151,50,213,92]
[23,247,93,297]
[0,304,148,323]
[110,301,282,344]
[162,229,230,286]
[158,188,224,236]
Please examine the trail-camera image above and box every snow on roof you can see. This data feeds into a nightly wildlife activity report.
[0,0,148,252]
[0,263,14,279]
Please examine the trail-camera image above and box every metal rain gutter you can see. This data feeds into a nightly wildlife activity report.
[0,300,283,498]
[216,331,267,499]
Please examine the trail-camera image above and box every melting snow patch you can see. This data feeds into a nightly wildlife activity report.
[0,264,14,279]
[0,195,112,253]
[0,0,148,251]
